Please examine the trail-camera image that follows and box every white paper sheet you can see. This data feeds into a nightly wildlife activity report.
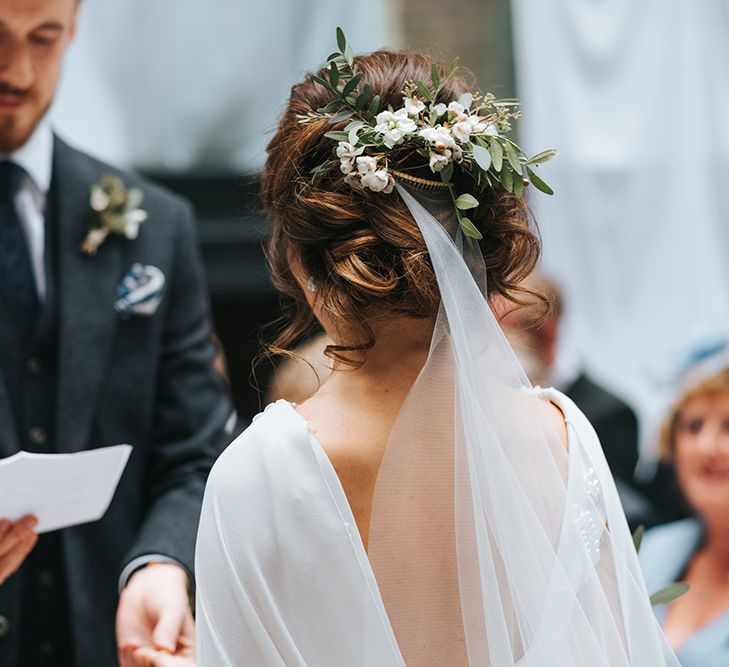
[0,444,132,533]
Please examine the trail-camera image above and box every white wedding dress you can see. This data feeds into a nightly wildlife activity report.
[195,187,677,666]
[195,388,630,666]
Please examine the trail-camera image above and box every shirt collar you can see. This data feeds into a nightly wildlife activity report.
[1,120,53,195]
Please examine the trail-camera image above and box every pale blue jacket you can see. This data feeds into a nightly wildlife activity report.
[640,518,729,666]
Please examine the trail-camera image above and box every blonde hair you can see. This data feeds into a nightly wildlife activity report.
[658,365,729,461]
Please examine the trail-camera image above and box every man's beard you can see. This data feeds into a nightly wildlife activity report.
[0,89,50,153]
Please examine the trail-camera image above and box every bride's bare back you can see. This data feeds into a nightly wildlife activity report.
[296,318,568,549]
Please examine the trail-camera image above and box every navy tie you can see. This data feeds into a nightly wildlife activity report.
[0,161,39,341]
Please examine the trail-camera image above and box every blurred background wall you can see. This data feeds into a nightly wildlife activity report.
[48,1,729,469]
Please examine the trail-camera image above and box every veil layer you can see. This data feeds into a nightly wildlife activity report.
[366,184,678,666]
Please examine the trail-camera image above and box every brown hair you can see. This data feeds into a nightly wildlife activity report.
[658,365,729,460]
[260,50,541,365]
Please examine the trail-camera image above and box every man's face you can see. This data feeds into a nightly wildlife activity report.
[0,0,77,152]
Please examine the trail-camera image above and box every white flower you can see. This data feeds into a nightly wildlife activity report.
[344,172,365,190]
[451,121,472,142]
[340,158,355,174]
[121,209,147,240]
[419,125,457,151]
[374,109,417,148]
[355,155,378,175]
[336,141,358,158]
[90,185,110,212]
[433,103,447,117]
[467,115,487,134]
[361,168,393,193]
[484,124,499,137]
[404,97,426,116]
[429,153,450,173]
[448,101,466,116]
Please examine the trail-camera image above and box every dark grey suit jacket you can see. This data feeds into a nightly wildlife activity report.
[0,138,233,666]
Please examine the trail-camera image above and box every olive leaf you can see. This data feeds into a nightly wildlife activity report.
[459,217,483,240]
[431,63,441,92]
[324,131,349,142]
[455,194,479,210]
[329,62,339,87]
[649,583,689,606]
[526,167,554,195]
[342,73,363,97]
[489,140,503,172]
[504,141,522,174]
[336,27,346,54]
[472,145,492,172]
[526,149,558,166]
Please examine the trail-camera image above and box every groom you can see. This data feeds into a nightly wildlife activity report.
[0,1,232,666]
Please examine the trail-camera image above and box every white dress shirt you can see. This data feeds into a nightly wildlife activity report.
[0,120,53,301]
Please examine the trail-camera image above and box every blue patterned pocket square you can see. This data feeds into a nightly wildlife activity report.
[115,263,166,317]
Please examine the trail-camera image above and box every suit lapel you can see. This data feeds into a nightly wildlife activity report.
[53,138,124,453]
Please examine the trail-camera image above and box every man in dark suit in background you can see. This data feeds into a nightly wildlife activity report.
[0,1,232,665]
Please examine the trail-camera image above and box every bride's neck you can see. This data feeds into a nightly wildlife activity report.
[327,316,433,391]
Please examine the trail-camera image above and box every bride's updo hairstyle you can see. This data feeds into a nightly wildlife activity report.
[261,50,540,363]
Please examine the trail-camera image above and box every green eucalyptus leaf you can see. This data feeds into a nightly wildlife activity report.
[311,75,336,94]
[320,100,343,114]
[416,80,433,102]
[342,73,363,97]
[336,27,346,54]
[440,161,454,183]
[632,525,645,552]
[526,149,558,166]
[354,85,371,111]
[369,94,381,115]
[323,131,349,142]
[346,121,364,145]
[490,140,503,172]
[472,144,492,172]
[455,194,479,210]
[501,166,514,192]
[329,62,339,87]
[431,63,441,91]
[504,141,523,174]
[526,166,554,195]
[328,110,354,124]
[459,217,483,240]
[445,57,460,82]
[650,583,689,606]
[513,174,525,198]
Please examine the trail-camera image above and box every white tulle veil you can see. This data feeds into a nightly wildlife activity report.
[363,182,679,666]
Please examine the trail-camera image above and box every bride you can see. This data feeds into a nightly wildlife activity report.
[147,32,678,667]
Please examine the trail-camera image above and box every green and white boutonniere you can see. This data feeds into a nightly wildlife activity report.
[80,175,148,256]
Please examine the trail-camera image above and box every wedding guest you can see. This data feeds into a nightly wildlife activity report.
[640,361,729,666]
[0,2,231,666]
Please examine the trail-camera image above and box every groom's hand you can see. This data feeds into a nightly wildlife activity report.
[116,562,194,667]
[0,515,38,584]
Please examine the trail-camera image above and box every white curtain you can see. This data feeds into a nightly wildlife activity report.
[511,0,729,467]
[51,1,393,173]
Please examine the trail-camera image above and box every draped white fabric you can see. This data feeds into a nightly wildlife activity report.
[51,1,392,172]
[510,1,729,463]
[195,186,677,665]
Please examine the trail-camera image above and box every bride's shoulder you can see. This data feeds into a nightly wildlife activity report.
[206,400,313,496]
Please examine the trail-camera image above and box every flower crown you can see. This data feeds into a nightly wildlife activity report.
[299,28,557,240]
